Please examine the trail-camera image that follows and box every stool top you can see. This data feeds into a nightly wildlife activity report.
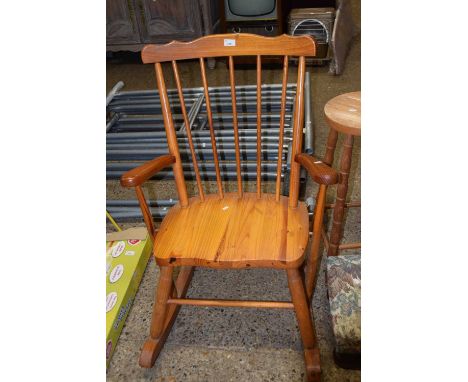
[324,91,361,136]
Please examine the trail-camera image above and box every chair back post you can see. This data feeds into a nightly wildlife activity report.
[288,56,306,208]
[154,62,189,207]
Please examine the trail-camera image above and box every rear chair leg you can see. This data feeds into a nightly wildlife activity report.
[139,266,174,368]
[287,268,321,382]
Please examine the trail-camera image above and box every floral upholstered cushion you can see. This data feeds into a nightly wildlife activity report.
[327,254,361,354]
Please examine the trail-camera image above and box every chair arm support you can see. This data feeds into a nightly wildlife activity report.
[295,153,340,185]
[120,154,175,187]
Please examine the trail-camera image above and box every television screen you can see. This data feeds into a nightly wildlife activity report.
[228,0,276,17]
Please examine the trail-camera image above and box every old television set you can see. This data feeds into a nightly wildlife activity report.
[221,0,282,38]
[223,0,279,21]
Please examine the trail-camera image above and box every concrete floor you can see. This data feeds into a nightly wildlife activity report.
[106,2,361,380]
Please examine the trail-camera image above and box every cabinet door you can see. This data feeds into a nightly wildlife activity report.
[107,0,141,45]
[136,0,203,43]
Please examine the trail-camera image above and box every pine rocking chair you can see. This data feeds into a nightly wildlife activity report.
[120,33,339,382]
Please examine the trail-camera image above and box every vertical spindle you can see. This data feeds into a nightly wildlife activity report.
[172,61,205,201]
[275,55,289,202]
[154,63,189,207]
[228,56,243,198]
[199,58,224,198]
[256,55,262,198]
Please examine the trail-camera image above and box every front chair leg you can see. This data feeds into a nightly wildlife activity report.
[139,265,174,368]
[287,268,321,382]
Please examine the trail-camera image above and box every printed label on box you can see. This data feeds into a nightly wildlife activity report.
[127,239,141,246]
[111,241,126,258]
[109,264,124,284]
[106,292,118,313]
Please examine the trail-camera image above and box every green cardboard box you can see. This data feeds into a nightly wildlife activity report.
[106,227,152,368]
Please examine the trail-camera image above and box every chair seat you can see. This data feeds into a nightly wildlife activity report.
[327,254,361,354]
[154,193,309,268]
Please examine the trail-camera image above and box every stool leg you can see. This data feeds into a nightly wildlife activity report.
[316,128,338,260]
[287,268,321,382]
[323,128,338,166]
[329,134,354,256]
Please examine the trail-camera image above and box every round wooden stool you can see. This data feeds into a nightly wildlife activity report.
[323,91,361,256]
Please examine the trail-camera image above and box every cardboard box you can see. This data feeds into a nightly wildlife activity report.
[106,227,152,368]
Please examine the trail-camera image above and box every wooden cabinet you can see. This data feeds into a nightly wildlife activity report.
[107,0,220,52]
[106,0,141,45]
[138,0,203,43]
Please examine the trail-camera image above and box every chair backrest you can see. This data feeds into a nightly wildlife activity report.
[141,33,316,208]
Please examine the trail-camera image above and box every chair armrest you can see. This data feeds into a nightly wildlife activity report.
[120,154,175,187]
[295,153,340,185]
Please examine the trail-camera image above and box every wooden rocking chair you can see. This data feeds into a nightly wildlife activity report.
[120,33,339,382]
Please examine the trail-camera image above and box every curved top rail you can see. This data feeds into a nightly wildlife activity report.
[141,33,316,63]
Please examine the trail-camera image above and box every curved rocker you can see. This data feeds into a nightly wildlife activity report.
[139,266,194,368]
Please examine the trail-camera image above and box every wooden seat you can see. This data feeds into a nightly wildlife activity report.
[155,193,309,268]
[324,91,361,136]
[120,33,341,382]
